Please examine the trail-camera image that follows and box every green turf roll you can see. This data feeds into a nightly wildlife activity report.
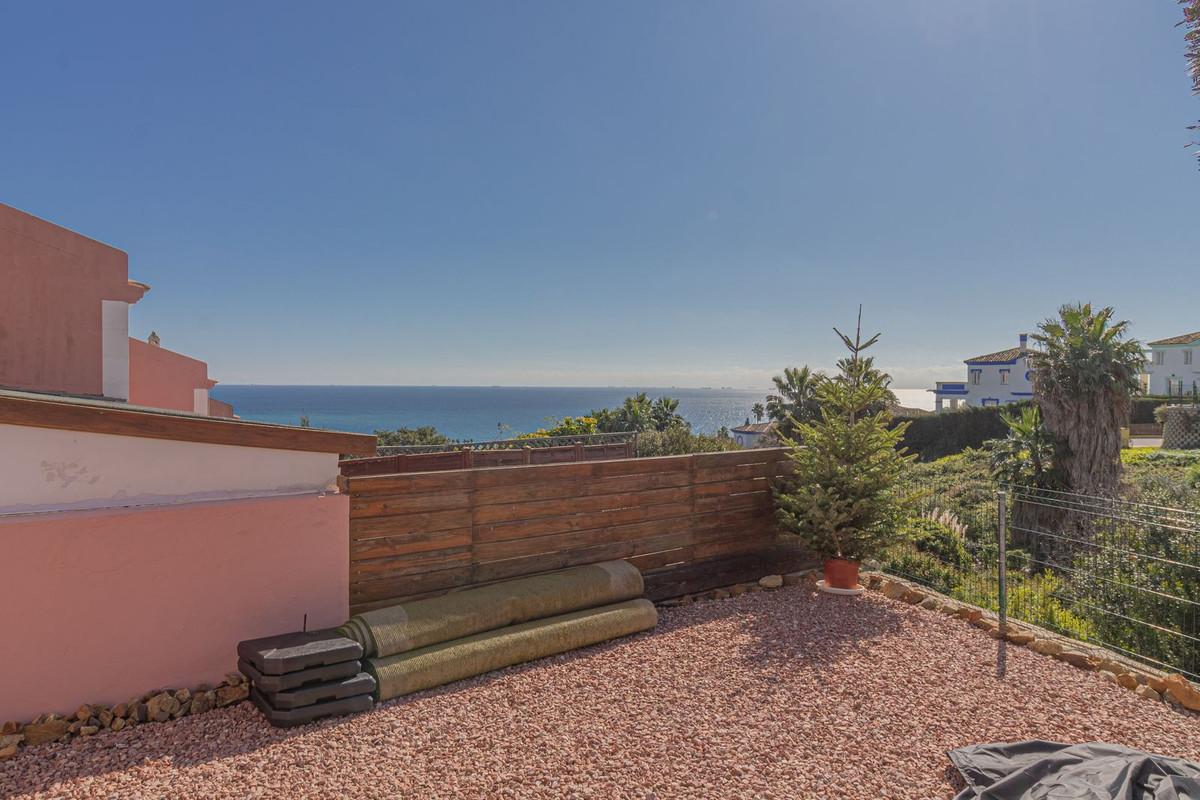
[365,598,657,701]
[343,560,644,658]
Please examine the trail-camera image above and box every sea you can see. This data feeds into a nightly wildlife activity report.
[210,385,772,440]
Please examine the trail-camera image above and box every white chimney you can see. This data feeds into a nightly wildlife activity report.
[1019,333,1028,350]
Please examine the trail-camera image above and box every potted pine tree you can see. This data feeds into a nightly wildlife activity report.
[773,310,914,593]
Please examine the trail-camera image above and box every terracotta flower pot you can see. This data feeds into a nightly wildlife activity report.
[823,557,861,590]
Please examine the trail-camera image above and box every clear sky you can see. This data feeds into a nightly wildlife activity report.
[2,2,1196,394]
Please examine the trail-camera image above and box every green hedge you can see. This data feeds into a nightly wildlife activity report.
[1130,397,1176,424]
[895,402,1029,462]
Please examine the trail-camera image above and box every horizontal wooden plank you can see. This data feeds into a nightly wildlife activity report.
[471,469,693,506]
[693,477,772,498]
[691,536,774,562]
[473,485,692,526]
[474,500,694,543]
[346,469,474,495]
[473,514,693,562]
[0,390,376,455]
[350,509,473,540]
[470,454,691,489]
[350,546,472,579]
[693,460,787,485]
[349,566,473,605]
[350,528,473,560]
[693,491,771,514]
[692,448,790,468]
[350,489,473,518]
[470,531,694,586]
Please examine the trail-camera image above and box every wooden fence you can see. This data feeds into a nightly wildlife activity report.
[344,448,805,613]
[339,441,635,478]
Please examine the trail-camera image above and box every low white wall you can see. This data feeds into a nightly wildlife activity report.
[100,300,130,400]
[0,423,340,516]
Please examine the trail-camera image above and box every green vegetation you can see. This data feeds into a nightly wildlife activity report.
[774,312,914,562]
[895,446,1200,671]
[766,366,824,441]
[988,405,1064,492]
[521,392,738,455]
[374,426,453,447]
[896,403,1023,462]
[635,427,739,457]
[1029,303,1144,498]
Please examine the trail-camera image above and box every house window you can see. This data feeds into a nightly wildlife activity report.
[1000,369,1010,385]
[1169,378,1183,397]
[1154,351,1165,366]
[1185,350,1194,366]
[970,369,982,386]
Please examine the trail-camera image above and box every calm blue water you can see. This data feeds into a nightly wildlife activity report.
[211,385,769,440]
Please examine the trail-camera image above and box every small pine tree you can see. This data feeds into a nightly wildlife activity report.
[773,309,914,562]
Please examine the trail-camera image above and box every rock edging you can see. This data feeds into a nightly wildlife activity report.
[0,672,251,760]
[655,569,814,607]
[865,572,1200,713]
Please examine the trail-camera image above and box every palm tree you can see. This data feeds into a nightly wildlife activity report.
[1029,303,1144,499]
[988,405,1062,491]
[751,403,765,423]
[766,366,824,441]
[650,396,685,431]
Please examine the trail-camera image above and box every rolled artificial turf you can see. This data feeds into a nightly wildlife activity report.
[365,598,658,701]
[338,560,644,658]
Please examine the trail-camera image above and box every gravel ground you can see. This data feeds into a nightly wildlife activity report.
[4,584,1199,800]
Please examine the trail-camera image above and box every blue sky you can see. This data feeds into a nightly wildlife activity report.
[2,1,1196,395]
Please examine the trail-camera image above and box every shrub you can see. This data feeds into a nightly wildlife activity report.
[883,545,961,595]
[636,428,739,457]
[897,402,1029,462]
[1130,397,1172,424]
[906,516,971,568]
[374,426,452,447]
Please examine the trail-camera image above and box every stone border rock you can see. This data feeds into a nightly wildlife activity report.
[0,672,250,759]
[654,569,815,607]
[864,572,1200,714]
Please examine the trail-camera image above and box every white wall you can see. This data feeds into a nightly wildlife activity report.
[0,423,340,516]
[193,387,210,415]
[1145,345,1200,396]
[100,300,130,400]
[962,356,1033,407]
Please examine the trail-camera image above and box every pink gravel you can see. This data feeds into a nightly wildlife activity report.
[4,585,1199,800]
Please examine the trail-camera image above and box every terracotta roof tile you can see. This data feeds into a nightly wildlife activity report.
[965,346,1028,364]
[1148,331,1200,346]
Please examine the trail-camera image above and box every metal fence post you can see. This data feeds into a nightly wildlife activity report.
[997,490,1008,638]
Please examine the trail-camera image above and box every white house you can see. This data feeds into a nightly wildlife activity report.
[1142,331,1200,397]
[730,422,774,448]
[929,334,1034,413]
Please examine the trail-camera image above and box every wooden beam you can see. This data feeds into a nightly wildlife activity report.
[0,390,376,455]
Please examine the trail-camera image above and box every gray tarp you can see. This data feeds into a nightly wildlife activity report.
[950,741,1200,800]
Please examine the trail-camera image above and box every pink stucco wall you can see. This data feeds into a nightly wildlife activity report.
[0,493,349,722]
[128,337,217,414]
[0,203,144,397]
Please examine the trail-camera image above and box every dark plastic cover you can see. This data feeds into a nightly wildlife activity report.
[238,658,362,693]
[250,686,373,728]
[259,671,376,710]
[237,629,363,675]
[950,741,1200,800]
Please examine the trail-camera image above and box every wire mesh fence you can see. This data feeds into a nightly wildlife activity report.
[1006,486,1199,681]
[883,481,1200,681]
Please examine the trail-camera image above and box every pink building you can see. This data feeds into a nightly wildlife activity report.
[0,202,231,416]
